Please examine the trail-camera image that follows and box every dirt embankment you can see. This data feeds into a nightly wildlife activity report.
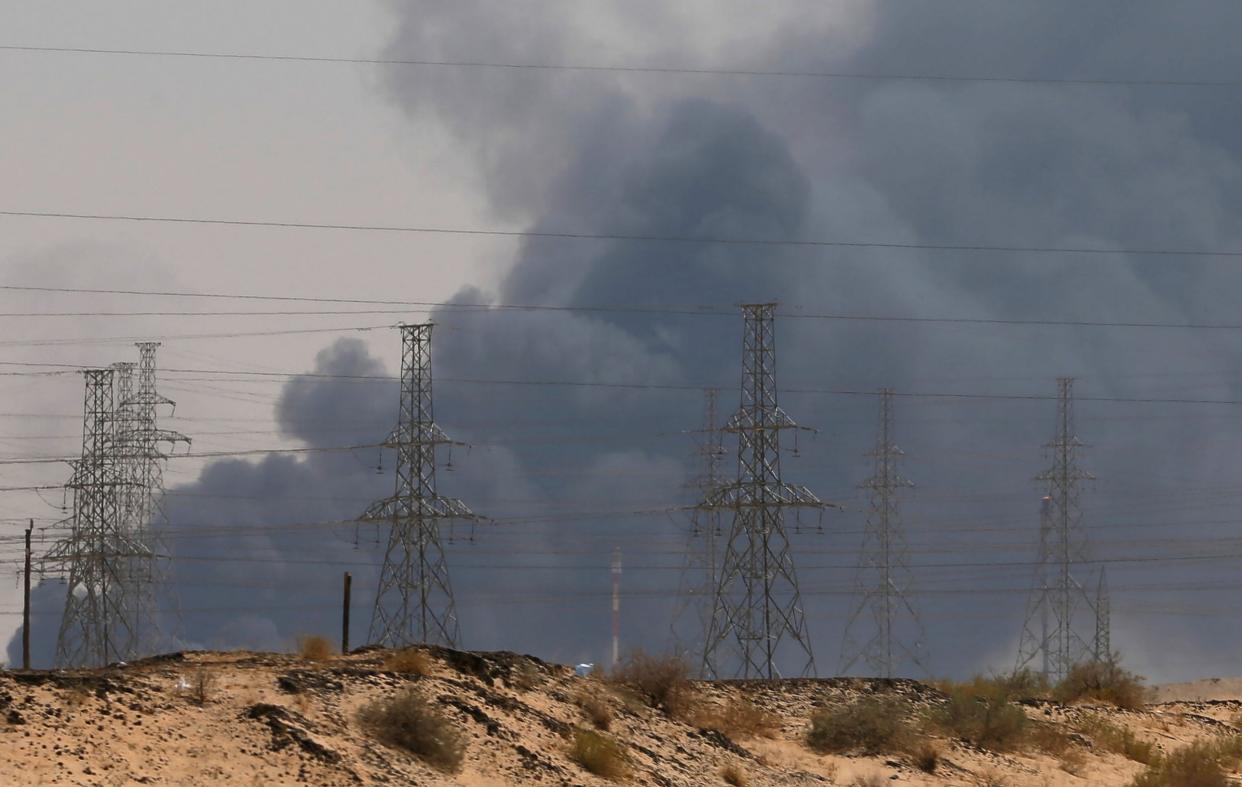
[0,648,1237,786]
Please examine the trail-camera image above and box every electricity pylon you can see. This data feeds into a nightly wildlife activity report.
[840,388,927,678]
[1016,377,1096,682]
[125,342,189,655]
[45,369,149,667]
[669,388,726,667]
[362,323,478,649]
[1094,567,1111,662]
[701,303,826,680]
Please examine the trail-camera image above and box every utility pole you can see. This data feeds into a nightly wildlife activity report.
[362,323,479,649]
[22,520,31,671]
[701,304,827,680]
[342,572,352,654]
[840,389,926,678]
[1094,567,1111,662]
[611,548,622,669]
[669,388,724,667]
[1016,377,1095,682]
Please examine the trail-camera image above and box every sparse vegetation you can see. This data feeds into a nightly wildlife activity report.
[296,635,335,661]
[695,696,780,739]
[569,728,629,780]
[1054,656,1148,710]
[190,668,217,707]
[384,648,433,676]
[610,650,695,718]
[934,670,1049,703]
[849,775,886,787]
[806,695,915,755]
[1128,734,1242,787]
[358,688,466,772]
[575,692,614,731]
[973,769,1008,787]
[720,763,748,786]
[912,740,941,773]
[509,660,542,690]
[1059,748,1087,776]
[1078,714,1158,764]
[929,682,1029,751]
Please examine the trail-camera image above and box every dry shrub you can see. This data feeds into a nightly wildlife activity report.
[384,648,432,676]
[849,775,886,787]
[569,729,629,780]
[1079,714,1158,764]
[1060,748,1087,776]
[510,661,542,690]
[695,696,780,739]
[297,635,335,661]
[973,769,1008,787]
[1029,722,1073,756]
[806,695,915,755]
[65,685,92,709]
[190,668,217,706]
[1055,657,1148,710]
[575,692,614,731]
[1129,735,1242,787]
[720,763,748,786]
[930,683,1029,751]
[358,688,465,772]
[912,740,941,773]
[610,650,694,718]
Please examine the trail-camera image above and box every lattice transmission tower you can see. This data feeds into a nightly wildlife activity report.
[124,342,189,654]
[701,303,826,680]
[840,388,927,678]
[362,323,479,649]
[44,369,147,667]
[1016,377,1097,682]
[669,388,726,665]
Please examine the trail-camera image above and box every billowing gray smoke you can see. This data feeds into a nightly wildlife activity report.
[15,2,1242,679]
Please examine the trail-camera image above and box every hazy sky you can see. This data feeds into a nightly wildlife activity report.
[4,1,1242,683]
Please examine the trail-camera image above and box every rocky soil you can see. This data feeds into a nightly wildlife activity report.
[0,647,1237,786]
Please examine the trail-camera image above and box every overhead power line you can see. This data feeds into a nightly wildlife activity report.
[5,209,1242,258]
[2,44,1238,89]
[3,285,1242,332]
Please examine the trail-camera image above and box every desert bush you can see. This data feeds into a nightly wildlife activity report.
[936,670,1049,703]
[806,695,915,755]
[720,763,748,786]
[610,650,695,718]
[1078,715,1158,764]
[912,740,941,773]
[1060,748,1087,776]
[358,688,466,772]
[1029,722,1073,756]
[510,660,542,690]
[569,729,629,780]
[1128,734,1242,787]
[973,769,1008,787]
[575,692,613,731]
[929,684,1029,751]
[1055,657,1148,710]
[297,635,335,661]
[384,648,432,676]
[695,696,780,739]
[849,775,886,787]
[189,668,217,707]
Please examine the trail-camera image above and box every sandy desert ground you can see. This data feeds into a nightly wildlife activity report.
[0,647,1237,786]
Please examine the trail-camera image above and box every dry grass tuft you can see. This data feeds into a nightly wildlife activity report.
[568,728,629,780]
[806,695,915,755]
[1055,657,1148,710]
[575,692,614,731]
[610,650,695,718]
[358,688,466,773]
[973,768,1008,787]
[929,683,1030,751]
[912,740,941,773]
[1129,734,1242,787]
[849,775,887,787]
[189,668,217,707]
[1078,714,1158,764]
[695,696,781,740]
[297,635,335,661]
[720,763,748,786]
[384,648,433,676]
